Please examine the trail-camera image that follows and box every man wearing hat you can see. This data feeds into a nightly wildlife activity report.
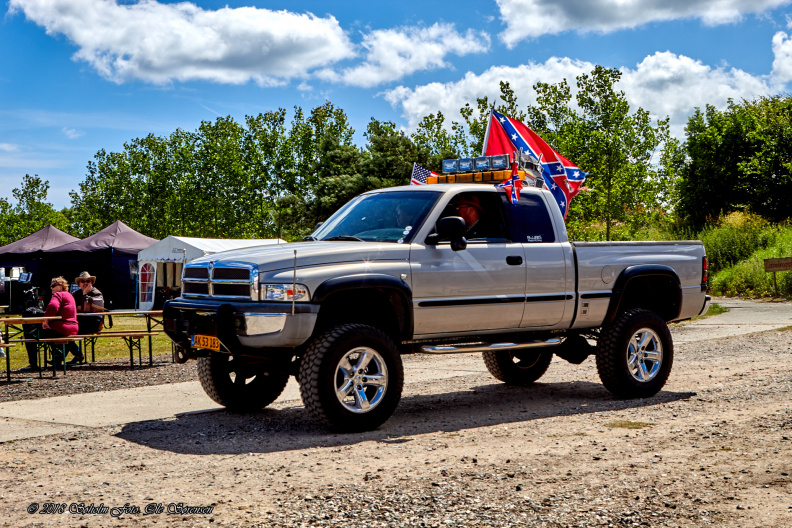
[449,194,486,238]
[64,271,105,364]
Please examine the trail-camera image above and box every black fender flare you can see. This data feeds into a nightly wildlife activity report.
[604,264,682,324]
[312,274,413,339]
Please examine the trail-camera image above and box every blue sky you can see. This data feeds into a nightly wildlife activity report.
[2,0,792,209]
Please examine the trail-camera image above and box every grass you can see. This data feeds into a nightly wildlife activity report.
[604,420,654,429]
[710,226,792,298]
[670,303,727,327]
[698,212,777,274]
[692,303,728,321]
[1,314,173,371]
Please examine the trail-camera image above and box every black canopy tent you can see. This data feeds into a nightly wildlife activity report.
[43,221,157,309]
[0,225,80,277]
[0,226,80,310]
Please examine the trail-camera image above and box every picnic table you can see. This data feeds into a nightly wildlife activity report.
[77,310,164,367]
[2,310,166,380]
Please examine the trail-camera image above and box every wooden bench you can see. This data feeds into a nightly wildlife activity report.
[0,342,14,380]
[10,337,84,377]
[75,330,166,368]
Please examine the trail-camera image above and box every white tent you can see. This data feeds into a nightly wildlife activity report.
[136,236,285,310]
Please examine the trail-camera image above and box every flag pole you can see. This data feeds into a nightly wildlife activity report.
[480,104,495,157]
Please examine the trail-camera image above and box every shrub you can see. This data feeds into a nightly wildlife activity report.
[698,212,777,274]
[710,226,792,298]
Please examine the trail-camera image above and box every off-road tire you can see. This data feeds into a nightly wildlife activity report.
[198,352,290,412]
[483,348,553,385]
[596,308,673,398]
[299,324,403,432]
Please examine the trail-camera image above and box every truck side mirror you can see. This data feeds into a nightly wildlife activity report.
[426,216,467,251]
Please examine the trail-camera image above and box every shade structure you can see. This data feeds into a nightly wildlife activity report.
[43,221,157,309]
[0,226,81,309]
[0,225,80,255]
[136,236,285,310]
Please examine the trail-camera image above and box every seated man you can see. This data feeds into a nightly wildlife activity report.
[64,271,105,365]
[447,195,487,239]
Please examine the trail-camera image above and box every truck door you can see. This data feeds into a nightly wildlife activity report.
[509,193,570,327]
[410,191,527,335]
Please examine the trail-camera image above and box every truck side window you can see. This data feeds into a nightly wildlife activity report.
[516,194,555,243]
[440,192,510,242]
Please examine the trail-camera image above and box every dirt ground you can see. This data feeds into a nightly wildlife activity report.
[1,327,791,527]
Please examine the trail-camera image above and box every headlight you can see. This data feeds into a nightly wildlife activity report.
[261,284,310,302]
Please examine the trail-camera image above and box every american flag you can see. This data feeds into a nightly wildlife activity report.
[411,163,437,185]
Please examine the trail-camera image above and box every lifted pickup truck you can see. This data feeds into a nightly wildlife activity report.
[163,183,710,432]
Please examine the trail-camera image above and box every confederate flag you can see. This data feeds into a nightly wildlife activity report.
[484,109,586,219]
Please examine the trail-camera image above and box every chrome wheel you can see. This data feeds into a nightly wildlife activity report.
[596,309,674,399]
[300,324,404,432]
[627,328,663,382]
[334,346,389,413]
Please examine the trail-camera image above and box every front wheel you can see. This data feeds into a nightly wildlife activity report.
[299,324,404,432]
[483,348,553,385]
[595,309,673,398]
[197,352,290,412]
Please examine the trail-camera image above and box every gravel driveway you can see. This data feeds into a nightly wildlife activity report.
[0,301,791,527]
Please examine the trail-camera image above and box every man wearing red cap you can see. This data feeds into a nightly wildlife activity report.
[450,195,485,238]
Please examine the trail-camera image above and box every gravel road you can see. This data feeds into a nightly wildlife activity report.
[1,315,791,527]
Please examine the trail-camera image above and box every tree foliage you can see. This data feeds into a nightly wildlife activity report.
[4,75,792,251]
[525,67,675,240]
[0,175,70,246]
[679,96,792,227]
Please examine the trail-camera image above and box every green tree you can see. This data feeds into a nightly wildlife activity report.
[5,175,71,242]
[524,67,674,239]
[679,96,792,227]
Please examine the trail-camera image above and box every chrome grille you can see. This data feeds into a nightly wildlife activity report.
[182,262,258,300]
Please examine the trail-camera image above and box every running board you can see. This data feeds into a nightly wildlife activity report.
[419,338,563,355]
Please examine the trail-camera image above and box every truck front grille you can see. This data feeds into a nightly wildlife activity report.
[181,262,258,301]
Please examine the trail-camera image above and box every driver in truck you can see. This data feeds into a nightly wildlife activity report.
[448,195,485,237]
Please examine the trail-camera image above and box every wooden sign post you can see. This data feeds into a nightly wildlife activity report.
[763,257,792,297]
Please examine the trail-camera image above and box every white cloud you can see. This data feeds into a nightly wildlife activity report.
[61,127,84,139]
[0,143,20,152]
[383,58,592,130]
[496,0,792,47]
[339,23,490,88]
[9,0,355,86]
[384,52,775,140]
[771,30,792,83]
[622,52,774,137]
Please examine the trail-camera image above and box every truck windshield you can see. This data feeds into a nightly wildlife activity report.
[313,191,441,243]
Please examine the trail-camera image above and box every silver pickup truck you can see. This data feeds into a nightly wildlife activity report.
[163,183,710,432]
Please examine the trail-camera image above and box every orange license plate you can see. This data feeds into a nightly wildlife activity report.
[192,334,221,351]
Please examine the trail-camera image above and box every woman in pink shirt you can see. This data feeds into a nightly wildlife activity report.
[41,276,79,367]
[20,277,80,372]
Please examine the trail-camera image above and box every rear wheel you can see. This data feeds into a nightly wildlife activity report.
[299,324,403,432]
[596,309,673,398]
[198,352,290,412]
[483,348,553,385]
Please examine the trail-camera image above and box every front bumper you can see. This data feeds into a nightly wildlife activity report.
[164,298,319,350]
